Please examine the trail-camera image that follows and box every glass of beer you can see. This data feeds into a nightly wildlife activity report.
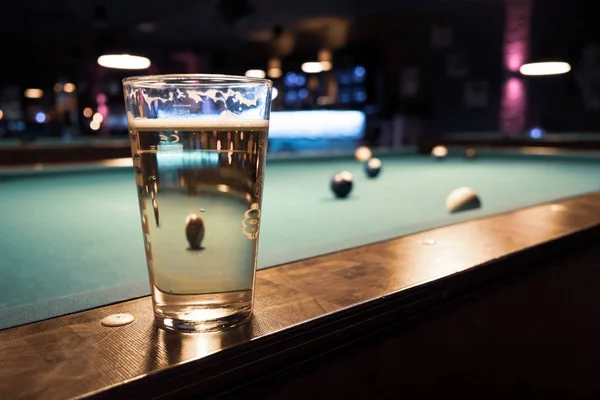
[122,75,272,332]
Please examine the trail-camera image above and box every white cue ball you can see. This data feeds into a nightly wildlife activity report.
[355,146,372,162]
[446,187,482,213]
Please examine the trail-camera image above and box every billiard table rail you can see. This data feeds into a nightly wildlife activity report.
[2,188,600,399]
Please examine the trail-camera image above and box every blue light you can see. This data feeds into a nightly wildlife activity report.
[285,90,298,104]
[338,72,352,85]
[353,89,367,102]
[339,90,351,103]
[353,66,366,84]
[284,72,297,87]
[284,73,306,87]
[35,112,46,123]
[354,66,366,78]
[529,127,545,139]
[269,110,366,139]
[8,121,26,131]
[298,89,308,99]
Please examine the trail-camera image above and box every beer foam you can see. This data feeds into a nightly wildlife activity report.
[135,87,264,108]
[128,114,269,130]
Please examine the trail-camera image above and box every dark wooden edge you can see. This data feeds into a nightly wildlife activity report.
[94,219,600,399]
[218,242,600,399]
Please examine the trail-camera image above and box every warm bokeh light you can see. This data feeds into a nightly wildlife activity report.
[301,62,323,74]
[0,109,3,120]
[90,120,101,130]
[267,58,282,78]
[268,68,282,78]
[519,61,571,76]
[432,145,448,158]
[318,49,333,71]
[320,61,333,71]
[354,146,372,162]
[97,54,151,70]
[92,113,104,123]
[245,69,266,78]
[268,58,281,69]
[53,83,63,92]
[63,83,76,93]
[83,107,93,118]
[317,96,335,106]
[24,88,43,99]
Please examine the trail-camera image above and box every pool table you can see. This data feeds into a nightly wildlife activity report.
[1,149,600,330]
[3,147,600,400]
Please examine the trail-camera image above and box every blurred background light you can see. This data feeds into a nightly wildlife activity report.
[35,112,46,123]
[268,58,282,78]
[318,49,333,71]
[268,68,282,78]
[93,113,104,123]
[519,62,571,76]
[63,83,76,93]
[83,108,93,118]
[24,89,43,99]
[529,127,546,139]
[269,110,366,139]
[245,69,266,78]
[301,62,323,74]
[97,54,151,70]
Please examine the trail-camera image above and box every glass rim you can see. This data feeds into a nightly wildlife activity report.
[122,74,272,88]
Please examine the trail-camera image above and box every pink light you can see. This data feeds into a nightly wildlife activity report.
[507,78,522,99]
[500,77,526,136]
[500,0,531,136]
[97,104,109,115]
[95,93,109,134]
[503,0,531,71]
[506,43,526,72]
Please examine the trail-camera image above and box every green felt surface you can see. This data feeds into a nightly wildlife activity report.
[1,153,599,329]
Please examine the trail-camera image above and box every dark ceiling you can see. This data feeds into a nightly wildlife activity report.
[0,0,431,81]
[0,0,404,51]
[0,0,593,83]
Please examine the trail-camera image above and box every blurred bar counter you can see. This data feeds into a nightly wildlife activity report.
[419,131,600,153]
[0,137,131,165]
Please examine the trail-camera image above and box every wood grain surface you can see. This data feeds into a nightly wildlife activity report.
[2,191,600,399]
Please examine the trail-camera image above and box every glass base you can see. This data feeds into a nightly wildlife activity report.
[153,288,253,332]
